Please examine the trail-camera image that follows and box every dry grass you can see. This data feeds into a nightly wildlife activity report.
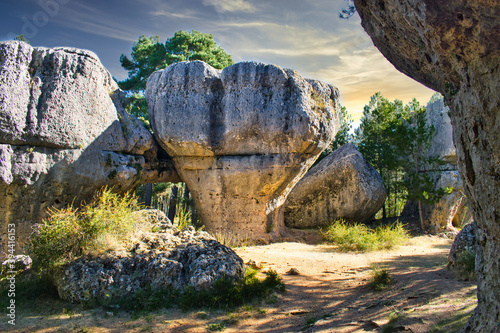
[321,219,410,252]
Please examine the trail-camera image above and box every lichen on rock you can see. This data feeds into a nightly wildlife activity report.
[53,209,245,304]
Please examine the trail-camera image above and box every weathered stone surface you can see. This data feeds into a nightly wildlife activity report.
[353,1,500,330]
[0,42,179,258]
[402,99,471,233]
[284,143,387,228]
[146,61,339,243]
[448,221,477,269]
[425,99,456,166]
[1,255,32,278]
[54,209,245,304]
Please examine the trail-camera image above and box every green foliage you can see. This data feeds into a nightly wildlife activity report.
[330,105,353,151]
[369,266,394,291]
[180,269,285,311]
[164,30,234,69]
[321,219,409,252]
[455,248,476,281]
[101,268,285,317]
[314,105,353,165]
[0,271,58,309]
[207,321,227,331]
[354,93,449,220]
[119,30,234,120]
[13,34,30,44]
[28,187,141,271]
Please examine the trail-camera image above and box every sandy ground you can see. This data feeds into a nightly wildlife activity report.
[2,235,476,333]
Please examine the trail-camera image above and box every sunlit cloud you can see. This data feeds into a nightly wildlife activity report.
[149,10,199,20]
[202,0,256,13]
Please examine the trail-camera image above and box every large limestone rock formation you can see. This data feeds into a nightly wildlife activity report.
[146,61,339,243]
[353,1,500,330]
[284,143,387,228]
[54,210,245,304]
[0,41,179,257]
[402,98,471,233]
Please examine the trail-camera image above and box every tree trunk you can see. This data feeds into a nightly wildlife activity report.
[167,185,178,223]
[144,183,153,208]
[418,200,425,232]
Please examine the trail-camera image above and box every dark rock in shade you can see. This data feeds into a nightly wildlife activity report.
[0,41,179,258]
[353,1,500,330]
[284,143,387,228]
[53,209,245,304]
[146,61,339,243]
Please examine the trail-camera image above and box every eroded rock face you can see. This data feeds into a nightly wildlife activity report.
[402,99,471,233]
[0,42,179,258]
[448,221,477,269]
[146,61,339,243]
[54,210,245,304]
[284,143,387,228]
[353,1,500,330]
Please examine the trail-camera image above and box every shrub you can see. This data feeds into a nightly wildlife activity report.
[28,187,143,271]
[321,219,409,252]
[370,265,394,291]
[455,247,476,281]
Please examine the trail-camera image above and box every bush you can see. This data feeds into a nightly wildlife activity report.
[455,248,476,281]
[321,219,409,252]
[369,265,394,291]
[28,187,143,271]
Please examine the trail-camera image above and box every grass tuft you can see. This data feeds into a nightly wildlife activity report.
[28,187,145,272]
[321,219,409,252]
[98,267,285,317]
[369,265,394,291]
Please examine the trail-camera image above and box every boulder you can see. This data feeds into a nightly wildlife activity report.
[402,99,471,233]
[53,209,245,304]
[284,143,387,228]
[448,221,477,269]
[146,61,339,243]
[353,1,500,330]
[0,41,179,258]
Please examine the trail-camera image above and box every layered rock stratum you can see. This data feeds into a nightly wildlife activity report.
[146,61,339,243]
[0,41,179,256]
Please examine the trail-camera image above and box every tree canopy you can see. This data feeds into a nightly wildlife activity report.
[354,92,448,222]
[119,30,234,93]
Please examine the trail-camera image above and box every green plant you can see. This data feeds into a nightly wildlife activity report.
[28,187,143,271]
[369,265,394,291]
[207,321,227,331]
[321,219,409,252]
[97,268,284,317]
[174,204,191,230]
[455,248,476,281]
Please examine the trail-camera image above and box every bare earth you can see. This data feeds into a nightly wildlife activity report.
[3,235,476,333]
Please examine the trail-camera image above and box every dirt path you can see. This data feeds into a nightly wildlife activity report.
[3,236,476,333]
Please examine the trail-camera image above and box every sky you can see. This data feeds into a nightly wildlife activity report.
[1,0,435,122]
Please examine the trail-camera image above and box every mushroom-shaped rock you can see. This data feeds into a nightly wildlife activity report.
[285,143,387,228]
[0,42,178,257]
[146,61,339,243]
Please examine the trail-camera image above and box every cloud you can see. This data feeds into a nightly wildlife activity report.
[50,3,141,42]
[202,0,256,13]
[149,10,199,20]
